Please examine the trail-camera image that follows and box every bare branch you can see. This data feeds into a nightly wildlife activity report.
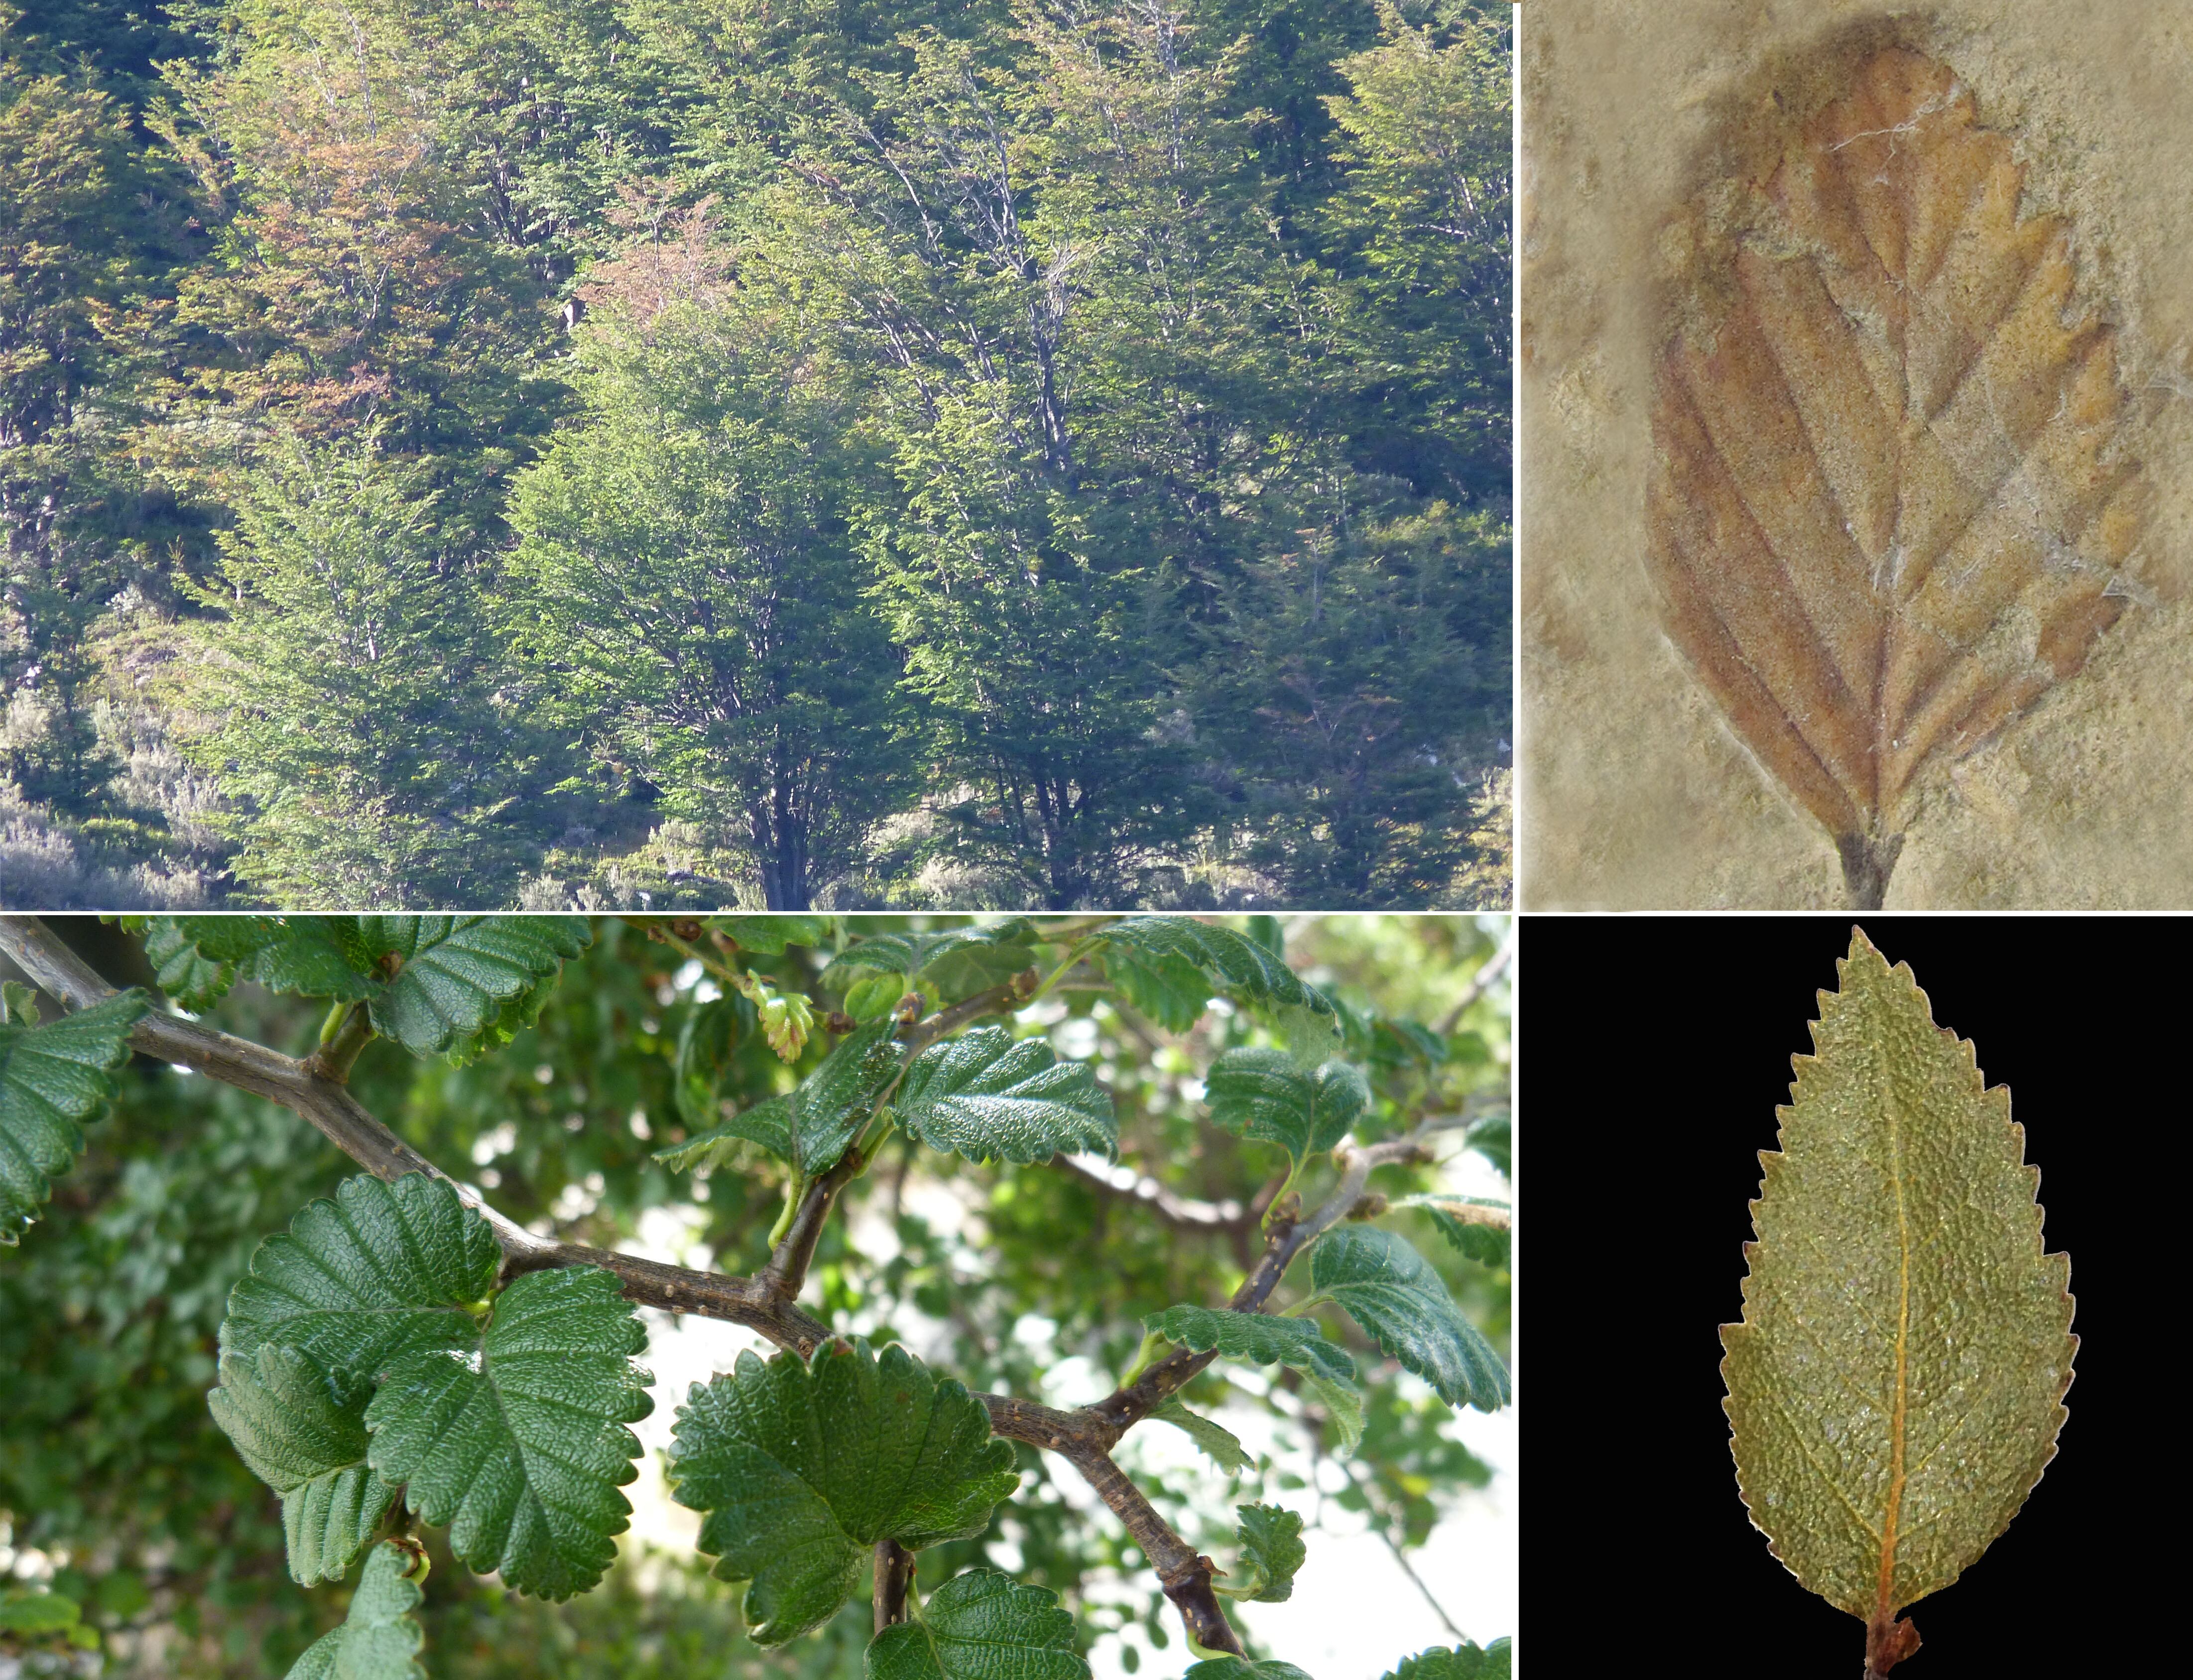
[873,1538,915,1634]
[1057,1154,1251,1231]
[1436,929,1516,1037]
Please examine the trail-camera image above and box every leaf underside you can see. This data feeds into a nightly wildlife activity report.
[1646,46,2143,896]
[1721,930,2073,1637]
[864,1568,1089,1680]
[1149,1398,1249,1473]
[1310,1226,1510,1412]
[669,1340,1018,1646]
[208,1345,399,1586]
[1230,1502,1306,1603]
[283,1541,428,1680]
[1145,1304,1358,1386]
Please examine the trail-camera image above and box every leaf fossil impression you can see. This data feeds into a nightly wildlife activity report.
[1720,929,2074,1677]
[1647,47,2145,907]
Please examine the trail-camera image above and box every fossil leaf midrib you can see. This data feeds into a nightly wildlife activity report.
[1647,46,2144,903]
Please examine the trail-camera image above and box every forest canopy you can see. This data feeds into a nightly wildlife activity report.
[0,0,1511,912]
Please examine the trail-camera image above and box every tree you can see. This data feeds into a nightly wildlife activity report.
[0,911,1512,1679]
[506,208,917,911]
[174,434,534,905]
[0,31,140,813]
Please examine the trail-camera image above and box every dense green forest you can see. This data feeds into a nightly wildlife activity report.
[0,0,1511,911]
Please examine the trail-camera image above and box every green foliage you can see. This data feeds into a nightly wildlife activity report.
[1091,920,1339,1058]
[283,1541,429,1680]
[4,913,1509,1679]
[864,1569,1088,1680]
[0,988,146,1242]
[1149,1399,1249,1474]
[1397,1195,1510,1269]
[174,438,541,907]
[659,1016,902,1178]
[1184,1660,1315,1680]
[1143,1305,1357,1387]
[827,923,1041,1002]
[1203,1050,1369,1167]
[894,1026,1116,1164]
[219,1173,504,1378]
[1381,1642,1513,1680]
[669,1341,1019,1645]
[1311,1226,1510,1413]
[207,1346,398,1586]
[135,915,591,1055]
[366,1264,652,1600]
[220,1172,652,1599]
[1223,1503,1306,1603]
[0,1583,84,1633]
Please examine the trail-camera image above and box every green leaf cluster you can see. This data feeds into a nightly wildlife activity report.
[656,1016,902,1178]
[134,916,591,1056]
[212,1173,652,1599]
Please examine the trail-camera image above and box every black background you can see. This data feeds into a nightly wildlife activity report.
[1515,915,2169,1676]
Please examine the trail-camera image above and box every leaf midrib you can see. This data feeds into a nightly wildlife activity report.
[1874,1015,1914,1625]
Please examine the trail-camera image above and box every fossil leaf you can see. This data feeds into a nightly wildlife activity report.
[1720,929,2073,1676]
[1647,47,2144,907]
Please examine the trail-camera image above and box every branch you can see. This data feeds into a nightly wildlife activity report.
[1057,1154,1253,1232]
[0,920,1233,1649]
[1088,1131,1433,1434]
[1436,930,1515,1037]
[873,1538,915,1634]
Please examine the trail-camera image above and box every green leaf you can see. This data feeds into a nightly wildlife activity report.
[843,970,909,1022]
[1396,1196,1511,1269]
[1381,1640,1513,1680]
[1223,1503,1305,1603]
[0,990,147,1245]
[1203,1051,1368,1165]
[1184,1660,1315,1680]
[1101,946,1212,1034]
[1720,930,2074,1667]
[1,979,39,1026]
[668,1340,1018,1646]
[894,1026,1116,1164]
[672,996,752,1132]
[208,1345,399,1586]
[1463,1115,1510,1180]
[1149,1398,1249,1473]
[865,1569,1088,1680]
[660,1018,903,1174]
[0,1587,82,1635]
[366,1265,652,1600]
[828,921,1037,1001]
[714,916,832,955]
[136,916,244,1009]
[220,1173,502,1383]
[1303,1371,1364,1457]
[1143,1305,1357,1386]
[1092,919,1339,1059]
[359,916,592,1056]
[282,1540,428,1680]
[1311,1227,1510,1412]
